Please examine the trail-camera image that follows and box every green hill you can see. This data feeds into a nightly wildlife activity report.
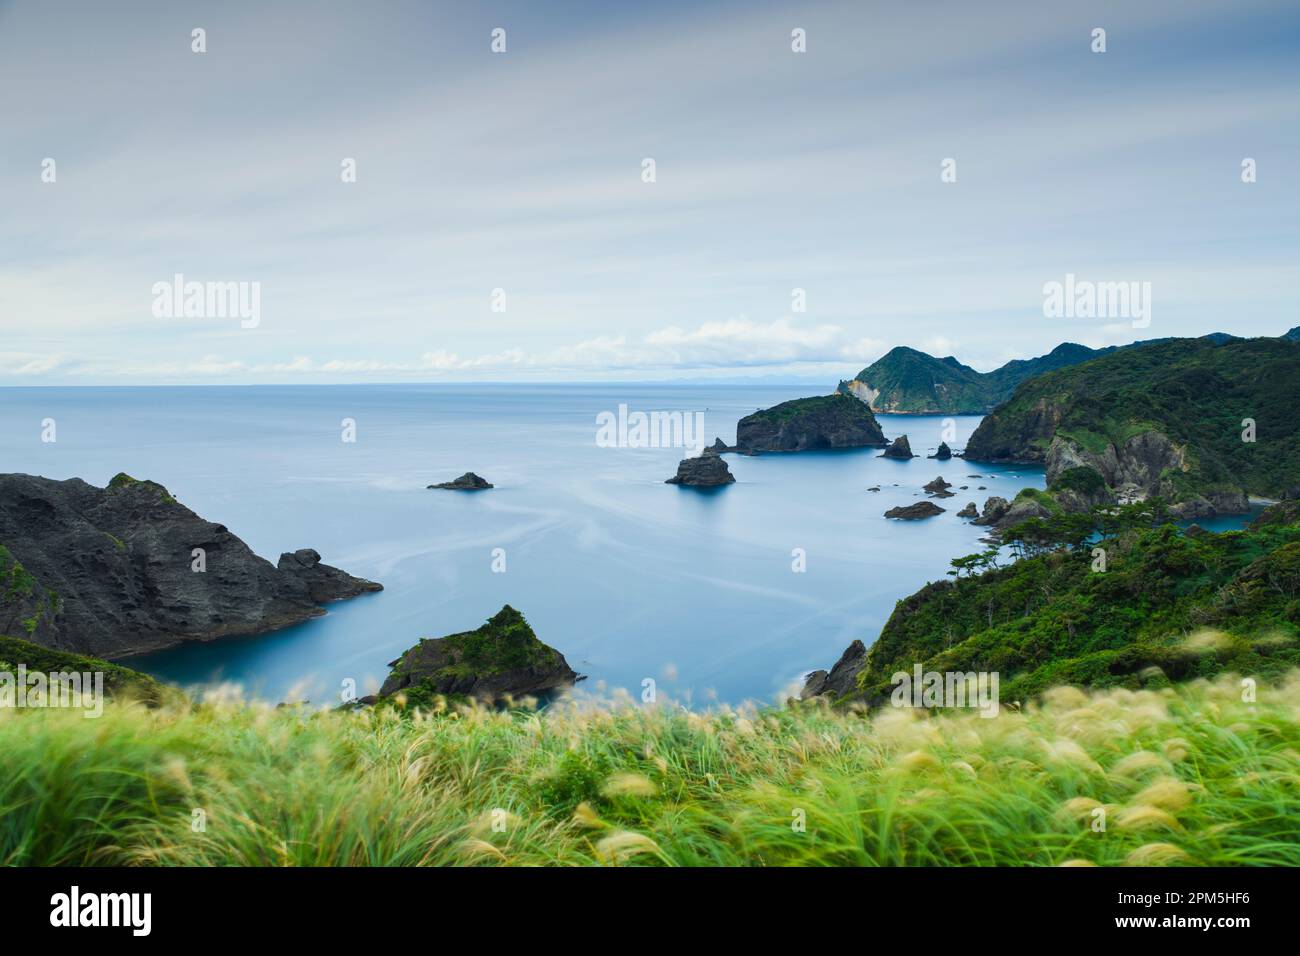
[812,499,1300,706]
[838,342,1112,415]
[965,336,1300,515]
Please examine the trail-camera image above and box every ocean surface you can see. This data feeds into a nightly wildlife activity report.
[2,383,1087,706]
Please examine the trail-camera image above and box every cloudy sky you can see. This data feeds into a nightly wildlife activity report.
[2,0,1297,385]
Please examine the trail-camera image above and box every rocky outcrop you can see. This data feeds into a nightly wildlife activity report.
[928,442,953,460]
[885,501,945,520]
[956,502,978,518]
[277,548,382,603]
[666,454,735,487]
[734,394,886,454]
[1045,433,1178,497]
[992,493,1055,529]
[880,435,915,459]
[800,639,866,700]
[707,438,731,454]
[429,472,493,490]
[378,605,579,703]
[0,473,382,659]
[1252,499,1300,529]
[923,476,953,497]
[971,496,1010,526]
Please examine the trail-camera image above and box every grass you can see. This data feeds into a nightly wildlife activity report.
[1,672,1297,866]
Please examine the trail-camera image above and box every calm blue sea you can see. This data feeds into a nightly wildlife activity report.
[3,383,1059,705]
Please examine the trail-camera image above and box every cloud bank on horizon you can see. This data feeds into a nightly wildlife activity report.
[1,0,1297,385]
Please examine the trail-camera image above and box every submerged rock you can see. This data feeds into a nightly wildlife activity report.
[429,472,493,490]
[378,605,580,704]
[881,435,915,459]
[0,472,382,659]
[885,501,945,520]
[666,454,735,487]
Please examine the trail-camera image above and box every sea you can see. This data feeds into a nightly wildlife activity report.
[0,383,1250,707]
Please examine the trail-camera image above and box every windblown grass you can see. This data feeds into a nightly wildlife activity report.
[2,674,1297,866]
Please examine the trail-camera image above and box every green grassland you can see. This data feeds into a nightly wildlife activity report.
[0,672,1296,866]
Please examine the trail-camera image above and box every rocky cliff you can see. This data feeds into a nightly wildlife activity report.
[735,394,886,453]
[0,473,381,659]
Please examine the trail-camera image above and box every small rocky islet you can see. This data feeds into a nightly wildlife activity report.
[880,435,915,459]
[733,394,886,454]
[666,450,735,486]
[884,501,945,520]
[370,604,580,706]
[428,472,494,490]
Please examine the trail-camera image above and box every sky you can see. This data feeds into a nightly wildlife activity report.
[1,0,1298,386]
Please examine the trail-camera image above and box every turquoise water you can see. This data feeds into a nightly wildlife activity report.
[2,384,1049,705]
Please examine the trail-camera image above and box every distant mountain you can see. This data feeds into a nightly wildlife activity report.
[1284,326,1300,342]
[837,342,1116,415]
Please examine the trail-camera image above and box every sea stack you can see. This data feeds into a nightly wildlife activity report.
[928,442,953,460]
[666,454,735,487]
[881,435,915,459]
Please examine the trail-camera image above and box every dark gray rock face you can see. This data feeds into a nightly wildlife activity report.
[923,476,953,496]
[881,435,915,459]
[708,438,731,454]
[956,502,978,518]
[971,496,1010,526]
[928,442,953,460]
[884,501,945,520]
[800,639,866,700]
[0,473,382,659]
[429,472,493,490]
[379,605,579,703]
[277,548,381,603]
[734,394,886,454]
[666,454,735,486]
